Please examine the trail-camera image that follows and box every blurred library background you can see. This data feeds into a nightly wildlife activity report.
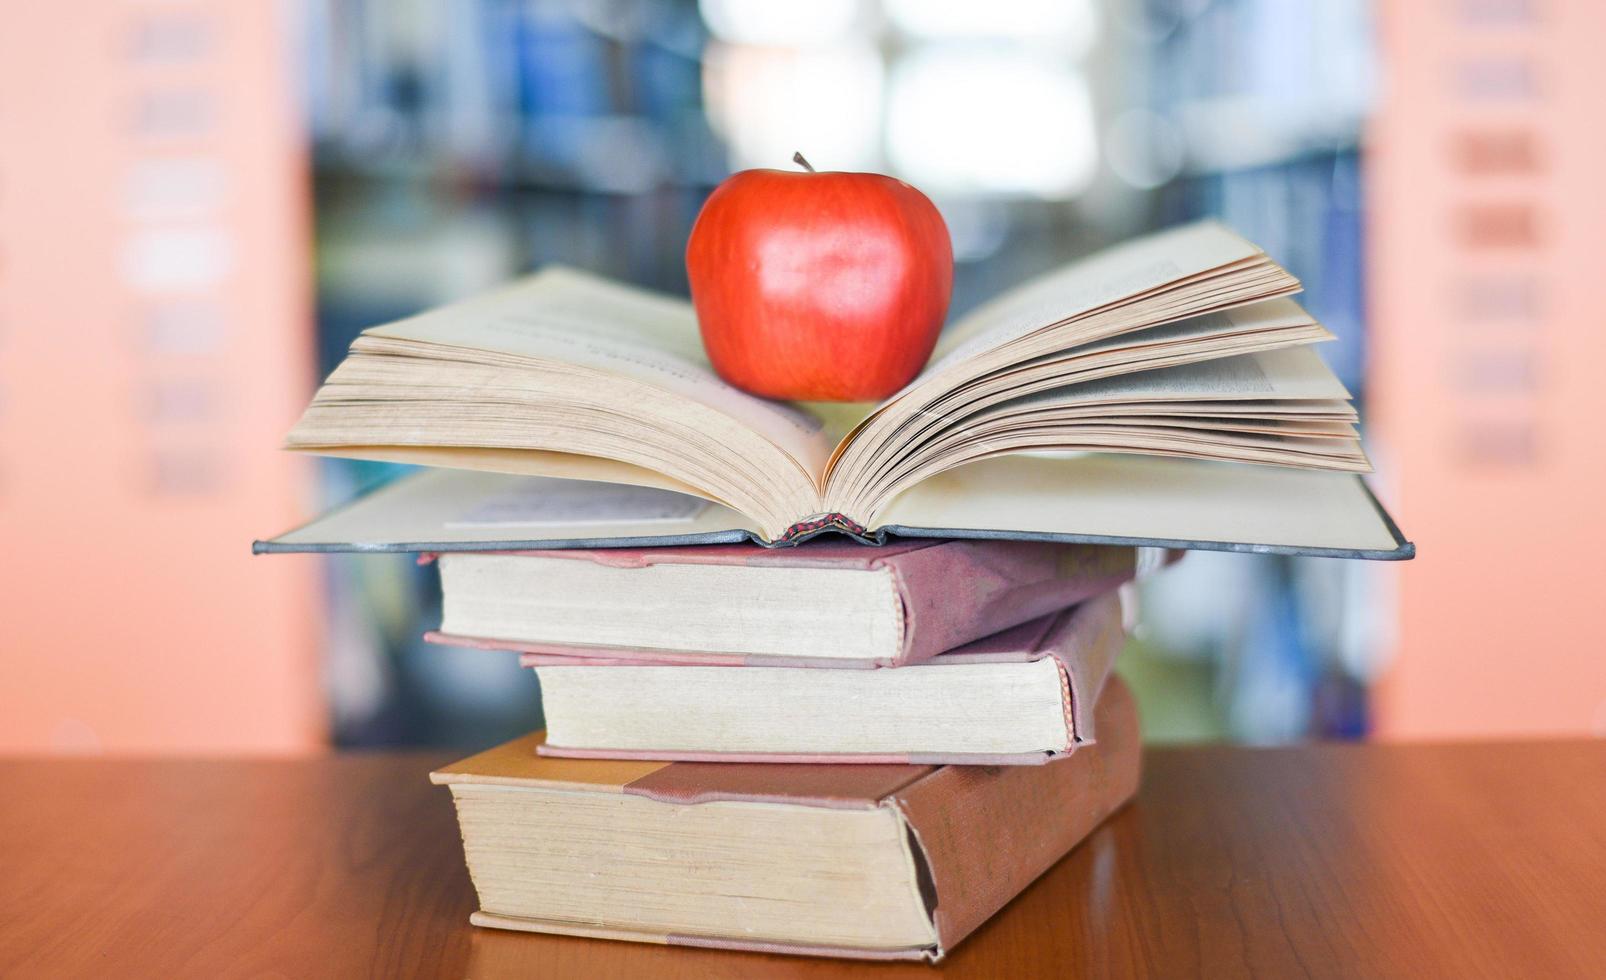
[2,0,1601,753]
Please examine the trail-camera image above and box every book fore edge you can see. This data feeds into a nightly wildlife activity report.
[880,561,910,665]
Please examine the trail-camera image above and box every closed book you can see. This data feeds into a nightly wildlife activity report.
[424,539,1159,667]
[527,592,1126,764]
[430,676,1140,962]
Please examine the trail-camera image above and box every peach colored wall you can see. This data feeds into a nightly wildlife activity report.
[1368,0,1606,738]
[0,3,323,752]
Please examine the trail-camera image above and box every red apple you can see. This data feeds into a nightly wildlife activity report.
[686,155,953,402]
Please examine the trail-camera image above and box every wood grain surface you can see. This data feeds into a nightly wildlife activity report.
[2,740,1603,978]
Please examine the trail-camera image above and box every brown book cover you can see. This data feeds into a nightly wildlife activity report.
[431,676,1141,961]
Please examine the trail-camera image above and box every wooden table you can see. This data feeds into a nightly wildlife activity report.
[2,741,1603,978]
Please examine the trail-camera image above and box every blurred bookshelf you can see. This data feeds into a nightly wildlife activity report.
[1367,0,1606,738]
[0,2,321,752]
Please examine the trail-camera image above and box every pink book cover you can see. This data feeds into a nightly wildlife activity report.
[531,591,1127,765]
[424,539,1170,667]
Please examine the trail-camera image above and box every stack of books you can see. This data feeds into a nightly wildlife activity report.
[427,540,1156,960]
[258,223,1412,962]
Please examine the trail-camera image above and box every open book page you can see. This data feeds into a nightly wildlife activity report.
[831,224,1301,496]
[1055,296,1317,361]
[1077,416,1357,437]
[826,299,1339,508]
[875,455,1405,556]
[923,300,1329,422]
[898,300,1332,439]
[262,469,763,552]
[1045,400,1356,420]
[873,431,1371,505]
[834,347,1365,518]
[308,446,724,502]
[921,221,1265,376]
[1025,345,1354,405]
[901,349,1362,462]
[1053,400,1355,420]
[935,257,1299,385]
[364,267,842,479]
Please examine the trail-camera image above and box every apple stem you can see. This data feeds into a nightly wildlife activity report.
[792,152,816,173]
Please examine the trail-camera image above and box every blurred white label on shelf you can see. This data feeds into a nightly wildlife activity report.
[124,157,228,220]
[120,227,233,291]
[145,301,227,354]
[448,479,708,528]
[132,89,216,139]
[128,11,216,64]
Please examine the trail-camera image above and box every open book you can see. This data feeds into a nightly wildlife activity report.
[263,222,1412,559]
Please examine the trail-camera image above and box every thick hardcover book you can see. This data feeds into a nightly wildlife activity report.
[528,592,1126,764]
[422,538,1155,668]
[257,222,1412,560]
[430,676,1141,962]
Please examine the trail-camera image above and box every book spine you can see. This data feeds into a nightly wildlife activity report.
[888,676,1142,955]
[1050,591,1125,741]
[776,512,871,543]
[886,541,1142,664]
